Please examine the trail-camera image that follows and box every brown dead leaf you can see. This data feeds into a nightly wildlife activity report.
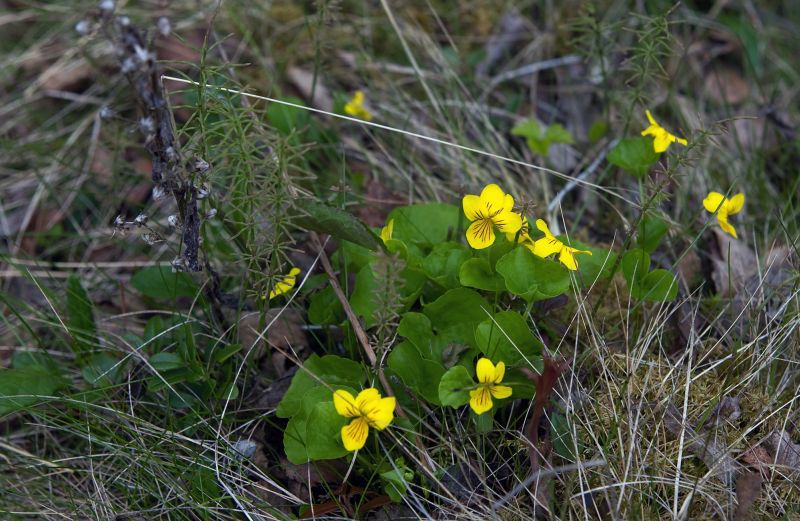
[733,470,762,521]
[238,309,307,378]
[286,67,333,112]
[710,228,757,297]
[704,64,750,106]
[762,430,800,470]
[35,58,92,92]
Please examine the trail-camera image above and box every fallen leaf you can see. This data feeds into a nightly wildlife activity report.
[710,228,757,297]
[733,470,762,521]
[286,67,333,112]
[761,430,800,470]
[35,58,92,92]
[704,64,750,106]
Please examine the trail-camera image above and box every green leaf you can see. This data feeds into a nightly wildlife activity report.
[304,401,350,461]
[381,466,410,502]
[387,341,446,405]
[568,241,617,283]
[296,201,379,251]
[276,354,365,418]
[495,247,570,302]
[397,313,433,354]
[639,269,679,301]
[475,311,541,366]
[621,249,678,301]
[267,96,311,136]
[638,214,669,253]
[0,367,68,415]
[285,392,352,464]
[621,248,651,288]
[81,353,123,386]
[308,286,344,325]
[149,352,184,372]
[212,343,242,364]
[512,119,573,156]
[131,266,199,300]
[544,123,575,145]
[66,275,97,360]
[459,258,506,292]
[588,120,609,142]
[551,412,575,460]
[438,365,473,408]
[423,288,491,330]
[511,119,542,139]
[350,263,426,328]
[607,137,660,177]
[423,242,471,289]
[386,203,461,247]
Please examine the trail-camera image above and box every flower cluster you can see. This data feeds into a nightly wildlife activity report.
[462,184,591,270]
[640,109,744,238]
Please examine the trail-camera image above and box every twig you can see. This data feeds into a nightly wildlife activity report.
[310,232,433,472]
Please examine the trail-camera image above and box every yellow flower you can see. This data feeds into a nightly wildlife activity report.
[469,358,512,415]
[505,216,530,244]
[265,267,301,300]
[703,192,744,238]
[528,219,591,271]
[380,219,394,243]
[463,184,523,249]
[334,388,395,451]
[641,110,688,153]
[344,90,372,121]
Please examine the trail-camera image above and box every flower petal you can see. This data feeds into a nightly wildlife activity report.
[676,136,688,146]
[355,388,382,411]
[534,219,553,238]
[380,219,394,243]
[341,417,370,451]
[645,110,658,126]
[725,193,745,215]
[703,192,726,214]
[268,267,301,300]
[531,236,563,258]
[469,387,493,415]
[717,215,738,238]
[502,193,515,213]
[479,184,507,214]
[475,358,496,384]
[462,194,485,221]
[558,248,579,270]
[333,390,359,418]
[493,361,505,384]
[366,396,396,430]
[466,219,496,249]
[653,132,671,153]
[493,210,522,234]
[641,125,658,138]
[489,384,513,400]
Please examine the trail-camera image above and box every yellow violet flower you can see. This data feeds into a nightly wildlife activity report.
[505,216,530,244]
[703,192,744,238]
[463,184,523,249]
[344,90,372,121]
[334,388,395,451]
[265,267,301,300]
[529,219,591,271]
[641,110,688,153]
[469,358,512,415]
[380,219,394,243]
